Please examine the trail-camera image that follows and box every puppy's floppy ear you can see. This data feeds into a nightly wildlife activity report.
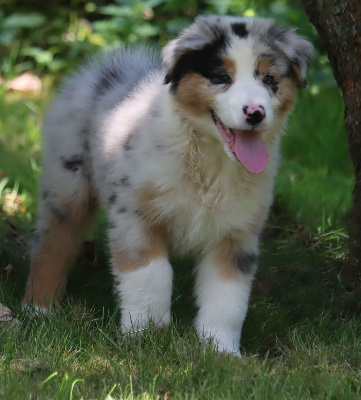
[268,25,313,88]
[162,15,226,85]
[162,39,182,84]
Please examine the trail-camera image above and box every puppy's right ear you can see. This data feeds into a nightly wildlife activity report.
[162,39,180,84]
[162,15,227,87]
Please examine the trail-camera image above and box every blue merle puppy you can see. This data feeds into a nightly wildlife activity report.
[23,15,312,356]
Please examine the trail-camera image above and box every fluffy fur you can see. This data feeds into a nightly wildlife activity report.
[23,15,313,356]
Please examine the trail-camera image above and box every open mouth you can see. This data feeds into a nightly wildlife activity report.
[211,110,269,174]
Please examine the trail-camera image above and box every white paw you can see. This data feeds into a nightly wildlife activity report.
[121,309,171,335]
[218,346,242,358]
[195,322,241,357]
[21,303,51,316]
[213,341,242,358]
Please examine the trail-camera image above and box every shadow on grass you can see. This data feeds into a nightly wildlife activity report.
[0,210,356,358]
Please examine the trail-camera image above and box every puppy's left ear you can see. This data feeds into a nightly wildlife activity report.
[268,25,314,88]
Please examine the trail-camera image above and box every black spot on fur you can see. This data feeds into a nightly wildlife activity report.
[265,80,278,95]
[121,176,130,186]
[42,190,50,200]
[134,209,143,217]
[166,33,230,93]
[48,203,66,222]
[271,84,278,94]
[235,252,258,275]
[156,143,165,150]
[61,155,83,172]
[32,231,40,243]
[231,22,248,38]
[268,25,289,43]
[151,108,161,118]
[108,222,116,229]
[118,207,127,213]
[83,138,90,152]
[123,135,133,152]
[96,66,123,96]
[108,193,118,205]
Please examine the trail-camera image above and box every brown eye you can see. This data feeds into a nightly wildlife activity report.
[211,74,232,85]
[263,75,275,85]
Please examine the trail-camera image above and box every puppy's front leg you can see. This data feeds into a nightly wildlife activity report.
[109,218,173,333]
[194,237,258,356]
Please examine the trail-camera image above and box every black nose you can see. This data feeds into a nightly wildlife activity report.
[246,110,264,125]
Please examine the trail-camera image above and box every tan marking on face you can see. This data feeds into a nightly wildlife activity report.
[276,77,297,116]
[112,225,166,273]
[257,57,297,118]
[223,57,237,80]
[175,73,215,116]
[257,57,273,76]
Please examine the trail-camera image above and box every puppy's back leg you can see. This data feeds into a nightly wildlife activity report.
[23,172,96,310]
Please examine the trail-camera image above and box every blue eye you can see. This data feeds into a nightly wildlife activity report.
[263,74,275,85]
[211,74,232,85]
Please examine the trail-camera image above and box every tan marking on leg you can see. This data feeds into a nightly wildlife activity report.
[215,236,238,280]
[214,229,255,280]
[112,225,166,273]
[23,200,95,308]
[224,57,237,80]
[24,224,80,308]
[175,73,215,117]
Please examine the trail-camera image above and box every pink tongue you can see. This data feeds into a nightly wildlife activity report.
[232,130,269,174]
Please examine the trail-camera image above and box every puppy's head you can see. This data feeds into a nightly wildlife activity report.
[163,16,313,174]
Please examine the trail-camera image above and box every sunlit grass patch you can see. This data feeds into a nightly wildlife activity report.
[1,300,361,399]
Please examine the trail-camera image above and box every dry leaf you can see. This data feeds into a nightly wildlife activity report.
[6,72,42,95]
[2,193,27,215]
[0,304,21,328]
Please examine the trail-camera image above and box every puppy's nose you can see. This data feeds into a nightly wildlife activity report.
[243,105,265,125]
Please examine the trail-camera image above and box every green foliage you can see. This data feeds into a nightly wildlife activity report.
[275,87,353,231]
[0,0,332,86]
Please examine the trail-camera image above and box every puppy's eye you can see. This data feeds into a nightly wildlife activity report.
[263,75,275,85]
[211,74,232,85]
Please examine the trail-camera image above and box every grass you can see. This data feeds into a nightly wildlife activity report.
[0,79,359,399]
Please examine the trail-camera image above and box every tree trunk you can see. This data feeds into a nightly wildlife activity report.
[302,0,361,250]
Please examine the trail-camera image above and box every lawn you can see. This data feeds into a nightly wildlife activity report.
[0,79,360,399]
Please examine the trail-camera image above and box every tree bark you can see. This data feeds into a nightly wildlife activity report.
[302,0,361,249]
